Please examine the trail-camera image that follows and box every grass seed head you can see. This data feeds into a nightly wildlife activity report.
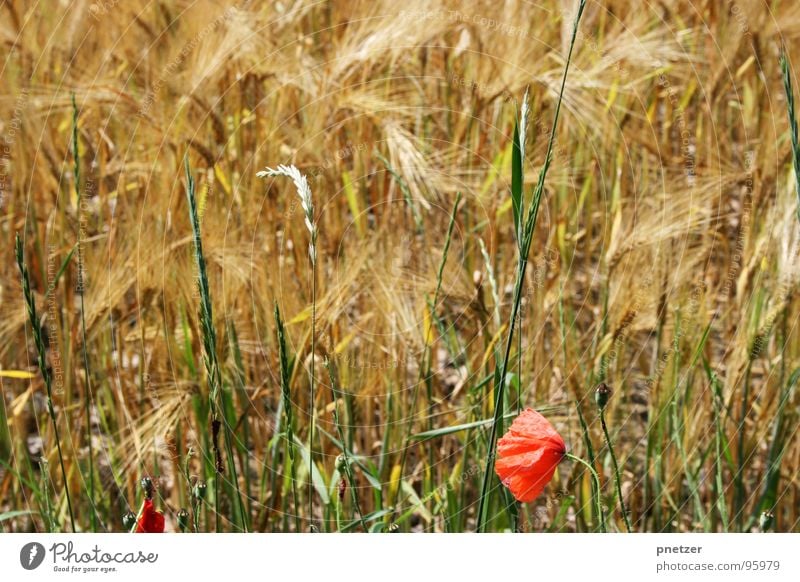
[258,164,317,263]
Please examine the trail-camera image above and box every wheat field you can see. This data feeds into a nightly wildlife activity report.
[1,0,799,533]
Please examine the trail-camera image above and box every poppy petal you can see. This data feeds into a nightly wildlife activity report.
[495,449,562,485]
[135,499,165,533]
[508,408,565,449]
[150,510,165,533]
[497,432,558,457]
[496,463,559,502]
[494,408,566,503]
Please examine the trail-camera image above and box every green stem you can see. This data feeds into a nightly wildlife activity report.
[600,409,632,532]
[394,192,461,520]
[184,158,245,531]
[192,498,200,533]
[324,359,367,532]
[16,234,76,533]
[709,368,730,530]
[309,253,317,531]
[275,304,301,532]
[565,453,606,533]
[734,360,752,529]
[476,0,586,532]
[574,399,600,530]
[71,93,97,532]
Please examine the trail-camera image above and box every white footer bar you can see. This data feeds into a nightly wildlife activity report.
[1,533,797,581]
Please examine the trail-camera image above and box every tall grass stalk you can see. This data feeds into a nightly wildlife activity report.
[15,234,76,532]
[672,321,712,530]
[734,356,754,528]
[274,304,301,532]
[258,165,318,529]
[394,191,461,521]
[709,365,730,530]
[71,94,97,532]
[781,51,800,221]
[513,91,530,418]
[324,358,367,531]
[40,460,56,531]
[478,239,501,330]
[422,192,462,499]
[749,367,799,530]
[559,286,602,530]
[559,282,603,531]
[227,321,253,520]
[185,158,247,532]
[375,151,423,232]
[476,0,587,532]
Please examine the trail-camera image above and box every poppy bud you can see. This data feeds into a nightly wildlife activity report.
[335,454,347,473]
[760,511,774,532]
[122,511,137,530]
[193,481,207,501]
[595,383,611,410]
[141,476,154,499]
[177,508,190,532]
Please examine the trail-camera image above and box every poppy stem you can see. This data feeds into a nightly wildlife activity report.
[565,453,606,533]
[600,409,633,532]
[574,400,601,529]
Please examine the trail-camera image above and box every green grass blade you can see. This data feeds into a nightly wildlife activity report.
[511,117,523,244]
[781,51,800,222]
[71,93,97,532]
[476,0,587,533]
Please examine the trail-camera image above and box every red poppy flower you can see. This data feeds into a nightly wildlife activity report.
[136,498,165,533]
[495,408,566,502]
